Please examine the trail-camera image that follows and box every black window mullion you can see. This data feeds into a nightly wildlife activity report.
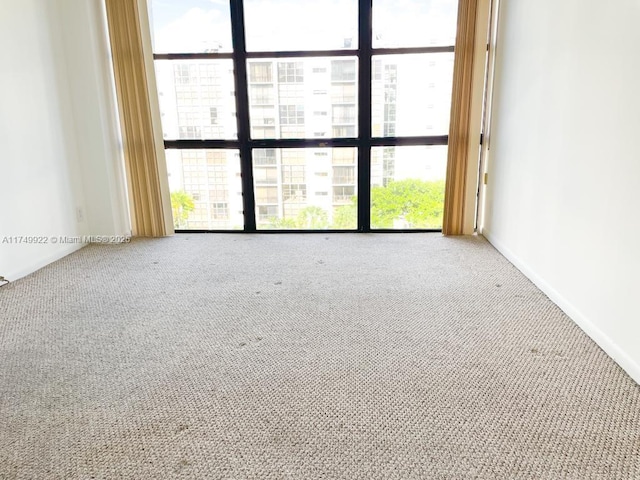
[246,50,357,59]
[152,45,453,62]
[163,140,240,149]
[229,0,256,231]
[371,45,454,56]
[153,53,235,60]
[357,0,373,232]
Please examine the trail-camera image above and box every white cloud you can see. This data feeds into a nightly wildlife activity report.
[155,7,232,52]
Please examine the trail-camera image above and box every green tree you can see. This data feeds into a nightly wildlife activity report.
[170,190,195,229]
[264,206,329,229]
[296,206,329,229]
[267,217,298,229]
[371,179,445,229]
[332,199,357,229]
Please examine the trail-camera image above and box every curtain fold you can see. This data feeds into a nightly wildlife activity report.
[104,0,170,237]
[443,0,480,235]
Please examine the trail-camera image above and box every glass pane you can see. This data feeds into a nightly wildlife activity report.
[148,0,233,53]
[244,0,358,52]
[253,148,358,230]
[247,58,358,139]
[154,60,237,140]
[372,54,454,137]
[373,0,458,48]
[166,149,244,230]
[370,146,447,230]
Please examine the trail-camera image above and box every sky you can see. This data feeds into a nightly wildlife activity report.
[149,0,458,53]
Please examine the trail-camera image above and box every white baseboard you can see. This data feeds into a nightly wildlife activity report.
[482,229,640,385]
[4,243,86,282]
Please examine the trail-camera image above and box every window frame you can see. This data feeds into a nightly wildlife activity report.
[153,0,455,232]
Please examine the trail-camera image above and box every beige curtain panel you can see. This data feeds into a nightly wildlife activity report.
[105,0,169,237]
[443,0,480,235]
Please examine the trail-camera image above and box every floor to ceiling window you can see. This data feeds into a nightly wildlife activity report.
[149,0,459,232]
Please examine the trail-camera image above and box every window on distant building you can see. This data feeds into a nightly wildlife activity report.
[331,84,356,104]
[279,105,305,124]
[254,167,278,184]
[332,126,356,137]
[282,184,307,201]
[250,85,275,105]
[255,186,278,204]
[282,165,305,183]
[249,62,273,83]
[333,185,355,203]
[253,149,277,165]
[278,62,304,83]
[332,105,356,125]
[257,205,278,221]
[331,60,356,82]
[333,166,355,184]
[211,202,229,219]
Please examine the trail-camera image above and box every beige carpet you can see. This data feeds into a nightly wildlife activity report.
[0,234,638,479]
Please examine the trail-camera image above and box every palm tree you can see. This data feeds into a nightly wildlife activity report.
[170,191,195,229]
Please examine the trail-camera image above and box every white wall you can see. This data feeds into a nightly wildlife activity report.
[57,0,130,239]
[0,0,129,281]
[482,0,640,383]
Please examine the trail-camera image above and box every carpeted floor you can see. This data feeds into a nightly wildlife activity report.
[0,233,638,479]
